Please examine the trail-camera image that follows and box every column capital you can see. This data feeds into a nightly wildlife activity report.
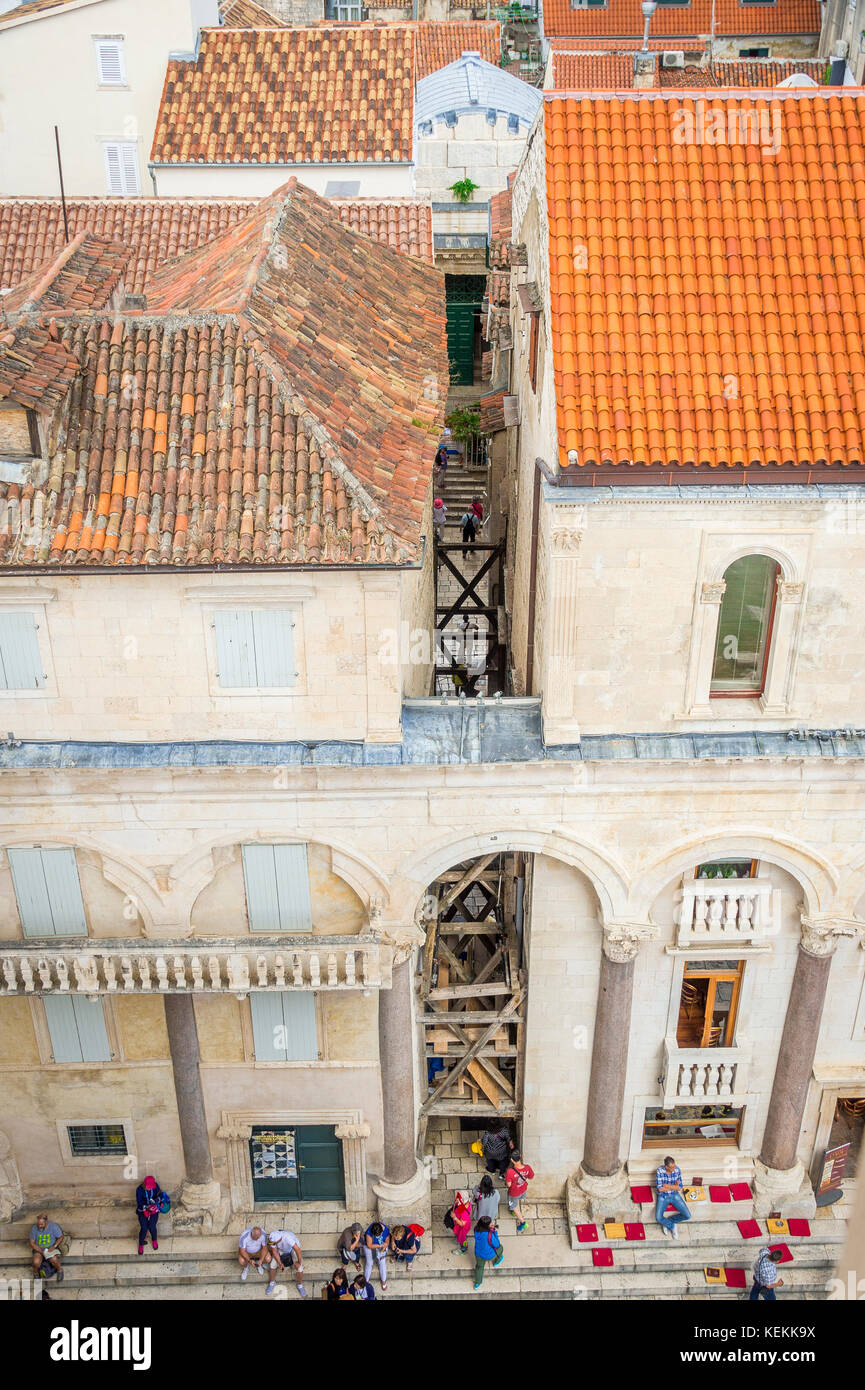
[601,921,658,963]
[334,1122,371,1142]
[800,914,862,957]
[700,579,726,604]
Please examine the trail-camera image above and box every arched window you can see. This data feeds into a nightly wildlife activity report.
[711,555,780,697]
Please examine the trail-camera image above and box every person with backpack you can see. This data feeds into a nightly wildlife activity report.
[472,1215,504,1291]
[481,1120,513,1178]
[461,509,476,544]
[323,1267,353,1301]
[363,1220,391,1289]
[444,1192,472,1252]
[504,1151,535,1233]
[135,1176,167,1256]
[472,1173,500,1223]
[392,1224,422,1266]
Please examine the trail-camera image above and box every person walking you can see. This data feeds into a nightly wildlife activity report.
[655,1155,692,1238]
[461,509,476,545]
[471,497,484,528]
[504,1151,535,1233]
[350,1271,377,1300]
[481,1120,513,1178]
[28,1213,64,1283]
[750,1247,785,1301]
[238,1225,272,1281]
[363,1220,391,1290]
[472,1173,500,1223]
[445,1192,472,1252]
[392,1224,421,1266]
[433,498,447,542]
[267,1228,307,1298]
[338,1222,364,1267]
[323,1267,352,1301]
[134,1176,166,1256]
[472,1216,504,1291]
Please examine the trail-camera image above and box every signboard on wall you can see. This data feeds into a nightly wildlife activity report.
[250,1130,297,1181]
[817,1141,850,1195]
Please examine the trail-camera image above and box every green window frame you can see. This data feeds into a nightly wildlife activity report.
[711,555,780,697]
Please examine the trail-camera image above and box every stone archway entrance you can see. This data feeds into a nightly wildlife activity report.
[417,851,528,1153]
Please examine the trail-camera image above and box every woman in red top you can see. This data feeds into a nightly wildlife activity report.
[504,1151,534,1233]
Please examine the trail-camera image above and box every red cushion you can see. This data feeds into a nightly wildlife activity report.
[737,1219,762,1238]
[592,1248,613,1267]
[630,1185,653,1204]
[769,1243,793,1264]
[729,1183,753,1201]
[724,1267,747,1289]
[624,1223,645,1241]
[709,1185,732,1203]
[576,1223,598,1243]
[787,1219,811,1238]
[664,1205,678,1216]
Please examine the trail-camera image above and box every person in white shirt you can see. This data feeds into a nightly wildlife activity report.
[238,1226,272,1282]
[267,1229,307,1298]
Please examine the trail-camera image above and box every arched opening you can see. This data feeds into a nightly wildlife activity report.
[711,553,780,698]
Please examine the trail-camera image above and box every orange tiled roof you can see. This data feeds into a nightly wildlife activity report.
[0,196,433,296]
[151,26,415,166]
[2,231,131,317]
[542,0,820,39]
[0,0,78,25]
[0,181,448,567]
[219,0,282,25]
[549,37,707,51]
[0,321,80,410]
[545,92,865,471]
[684,57,828,87]
[413,20,502,80]
[551,52,634,89]
[489,186,513,268]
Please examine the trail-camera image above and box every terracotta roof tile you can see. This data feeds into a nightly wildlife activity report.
[0,0,78,26]
[0,181,448,567]
[549,37,707,52]
[2,231,131,317]
[0,196,433,299]
[544,91,865,471]
[218,0,281,25]
[413,20,502,80]
[489,186,513,268]
[151,26,416,166]
[663,57,828,87]
[542,0,820,39]
[550,52,634,89]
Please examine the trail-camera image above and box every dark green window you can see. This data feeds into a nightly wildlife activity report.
[711,555,779,696]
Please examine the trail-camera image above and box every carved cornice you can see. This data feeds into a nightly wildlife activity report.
[777,581,805,603]
[701,580,727,603]
[602,920,659,963]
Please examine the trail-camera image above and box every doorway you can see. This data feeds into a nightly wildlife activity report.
[445,274,486,385]
[249,1123,345,1203]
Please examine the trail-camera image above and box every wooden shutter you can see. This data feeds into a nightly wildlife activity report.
[104,143,123,195]
[0,612,44,690]
[8,848,86,937]
[95,39,125,85]
[250,610,296,687]
[103,143,139,196]
[242,844,312,932]
[120,143,140,195]
[213,610,257,688]
[279,992,317,1060]
[249,992,288,1060]
[44,995,110,1062]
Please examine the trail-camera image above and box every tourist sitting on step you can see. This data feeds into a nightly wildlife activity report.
[135,1175,167,1256]
[363,1220,391,1290]
[338,1222,364,1267]
[29,1212,64,1283]
[350,1271,377,1300]
[238,1225,273,1283]
[323,1267,353,1300]
[392,1224,422,1266]
[655,1155,692,1240]
[267,1228,307,1298]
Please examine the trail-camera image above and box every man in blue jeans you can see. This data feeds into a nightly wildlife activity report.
[750,1247,784,1300]
[655,1155,692,1239]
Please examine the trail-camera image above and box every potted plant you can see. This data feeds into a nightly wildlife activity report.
[445,407,481,442]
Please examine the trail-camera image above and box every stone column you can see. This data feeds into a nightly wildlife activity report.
[754,918,854,1217]
[570,923,654,1223]
[540,500,585,743]
[373,952,430,1224]
[164,994,226,1231]
[760,579,804,714]
[685,579,725,714]
[334,1123,372,1212]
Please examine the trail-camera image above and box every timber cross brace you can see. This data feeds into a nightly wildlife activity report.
[434,539,507,695]
[418,852,528,1153]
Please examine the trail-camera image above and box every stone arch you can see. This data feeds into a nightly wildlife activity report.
[387,827,630,927]
[0,830,162,932]
[631,828,840,925]
[172,831,391,927]
[831,849,865,922]
[708,543,800,586]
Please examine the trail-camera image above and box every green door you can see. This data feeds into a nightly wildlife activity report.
[249,1124,344,1203]
[445,274,486,385]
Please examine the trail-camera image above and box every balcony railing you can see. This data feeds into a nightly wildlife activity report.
[676,874,775,947]
[0,937,391,995]
[661,1039,751,1106]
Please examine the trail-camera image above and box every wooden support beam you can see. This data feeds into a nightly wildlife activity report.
[434,938,472,987]
[453,945,505,1012]
[437,853,498,916]
[420,989,524,1115]
[424,1100,522,1118]
[427,982,512,1001]
[419,1010,524,1025]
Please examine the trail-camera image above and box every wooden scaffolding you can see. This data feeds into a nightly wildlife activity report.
[418,852,528,1149]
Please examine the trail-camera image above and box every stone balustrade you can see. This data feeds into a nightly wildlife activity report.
[676,874,775,946]
[0,937,391,995]
[661,1039,750,1105]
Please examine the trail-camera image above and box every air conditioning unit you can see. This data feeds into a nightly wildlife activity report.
[661,51,686,69]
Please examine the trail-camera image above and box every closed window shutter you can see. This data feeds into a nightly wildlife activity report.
[120,143,140,195]
[214,609,257,687]
[279,992,317,1059]
[8,848,86,937]
[44,995,110,1062]
[104,143,123,195]
[0,612,44,690]
[249,992,288,1060]
[242,844,312,932]
[96,40,125,85]
[103,142,139,196]
[251,610,295,687]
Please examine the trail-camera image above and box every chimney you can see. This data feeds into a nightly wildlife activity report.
[633,53,657,90]
[829,56,848,85]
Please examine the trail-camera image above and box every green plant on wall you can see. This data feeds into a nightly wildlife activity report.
[445,406,481,441]
[449,177,478,204]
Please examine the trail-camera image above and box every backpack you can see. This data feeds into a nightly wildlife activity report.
[461,513,471,527]
[157,1192,171,1214]
[443,1208,455,1231]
